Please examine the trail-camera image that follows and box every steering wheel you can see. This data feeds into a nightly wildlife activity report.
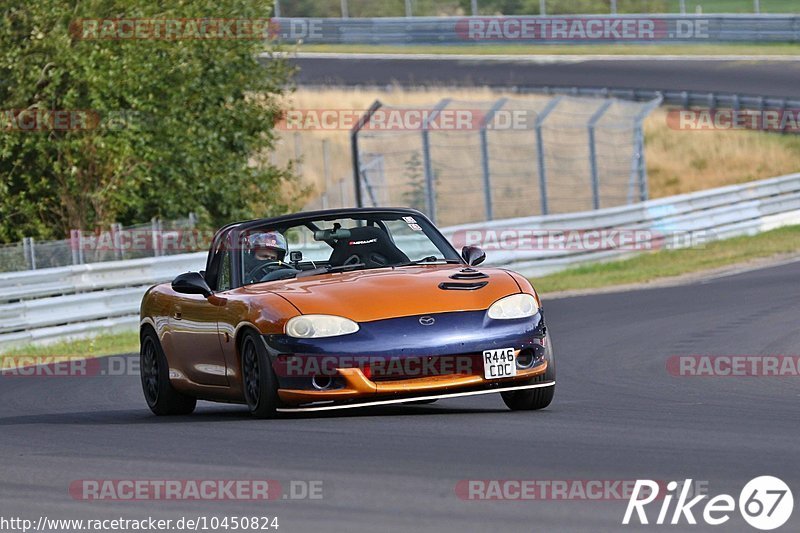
[246,261,290,284]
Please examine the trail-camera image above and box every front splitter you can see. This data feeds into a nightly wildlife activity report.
[276,380,555,413]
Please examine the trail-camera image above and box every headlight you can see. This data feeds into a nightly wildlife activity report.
[487,293,539,320]
[285,315,359,338]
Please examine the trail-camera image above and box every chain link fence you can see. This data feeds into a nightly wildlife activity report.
[348,95,660,227]
[0,215,200,273]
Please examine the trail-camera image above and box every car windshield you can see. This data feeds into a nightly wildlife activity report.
[239,212,462,286]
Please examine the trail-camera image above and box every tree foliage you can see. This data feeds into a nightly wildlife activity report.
[0,0,298,242]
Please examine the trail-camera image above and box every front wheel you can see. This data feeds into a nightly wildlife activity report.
[140,329,196,416]
[502,332,555,411]
[241,331,281,419]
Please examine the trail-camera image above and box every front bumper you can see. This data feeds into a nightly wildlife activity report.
[264,309,549,406]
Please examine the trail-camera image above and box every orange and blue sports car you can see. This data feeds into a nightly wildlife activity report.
[139,208,554,418]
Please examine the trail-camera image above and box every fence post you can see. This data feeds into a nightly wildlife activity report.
[322,138,332,208]
[151,217,161,257]
[587,100,613,210]
[421,99,451,224]
[628,96,661,204]
[535,96,563,216]
[478,97,508,221]
[351,100,383,208]
[23,237,37,270]
[636,126,649,202]
[110,223,122,260]
[70,230,81,265]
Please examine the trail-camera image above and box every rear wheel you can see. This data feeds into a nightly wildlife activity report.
[502,332,555,411]
[140,329,196,416]
[241,331,281,419]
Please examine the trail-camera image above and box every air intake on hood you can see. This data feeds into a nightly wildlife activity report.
[438,281,489,291]
[449,268,489,280]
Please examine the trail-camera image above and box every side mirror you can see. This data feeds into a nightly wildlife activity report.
[461,245,486,266]
[172,272,212,298]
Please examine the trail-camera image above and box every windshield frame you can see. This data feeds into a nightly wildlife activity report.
[225,208,463,288]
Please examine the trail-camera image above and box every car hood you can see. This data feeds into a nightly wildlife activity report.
[242,265,523,322]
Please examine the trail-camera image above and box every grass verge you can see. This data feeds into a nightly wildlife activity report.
[534,224,800,293]
[0,330,139,360]
[297,43,800,56]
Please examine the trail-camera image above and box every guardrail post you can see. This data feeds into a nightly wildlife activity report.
[471,0,478,16]
[479,97,508,221]
[340,0,349,18]
[405,0,412,17]
[273,0,280,17]
[535,96,563,216]
[539,0,546,15]
[754,0,760,14]
[679,0,686,14]
[421,99,451,224]
[610,0,617,14]
[588,100,613,210]
[351,100,382,208]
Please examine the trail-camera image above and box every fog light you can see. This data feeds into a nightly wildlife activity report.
[311,374,334,390]
[516,349,535,369]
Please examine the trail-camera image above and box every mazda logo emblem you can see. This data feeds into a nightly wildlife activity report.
[419,316,435,326]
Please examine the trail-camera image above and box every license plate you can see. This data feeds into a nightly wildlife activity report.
[482,347,517,379]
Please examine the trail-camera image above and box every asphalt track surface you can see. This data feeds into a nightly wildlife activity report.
[289,56,800,99]
[2,260,799,532]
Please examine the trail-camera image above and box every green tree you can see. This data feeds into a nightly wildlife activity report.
[0,0,299,243]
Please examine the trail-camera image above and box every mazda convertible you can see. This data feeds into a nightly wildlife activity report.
[139,207,555,417]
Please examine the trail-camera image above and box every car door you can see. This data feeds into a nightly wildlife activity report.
[167,241,231,387]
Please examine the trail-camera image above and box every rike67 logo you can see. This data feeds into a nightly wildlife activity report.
[623,476,793,530]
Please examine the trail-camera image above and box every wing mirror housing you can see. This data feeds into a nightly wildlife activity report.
[172,272,213,298]
[461,245,486,266]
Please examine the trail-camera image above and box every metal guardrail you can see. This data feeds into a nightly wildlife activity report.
[2,172,800,349]
[275,15,800,44]
[520,87,800,114]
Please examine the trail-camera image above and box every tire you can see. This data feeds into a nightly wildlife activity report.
[140,328,197,416]
[501,331,556,411]
[240,331,281,419]
[404,399,438,405]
